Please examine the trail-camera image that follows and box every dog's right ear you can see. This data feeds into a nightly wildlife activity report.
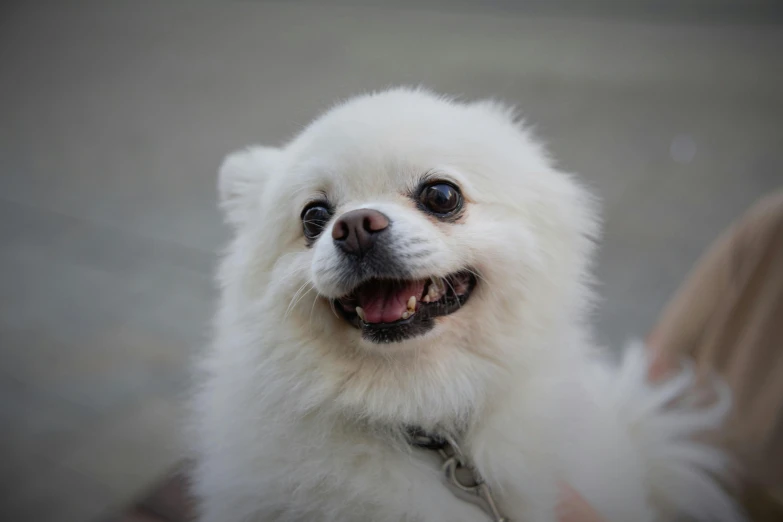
[218,146,282,227]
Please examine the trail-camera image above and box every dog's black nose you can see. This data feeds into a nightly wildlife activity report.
[332,208,390,257]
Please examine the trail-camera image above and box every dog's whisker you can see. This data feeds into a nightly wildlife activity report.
[285,281,314,319]
[292,286,317,325]
[442,276,461,309]
[289,184,319,198]
[328,298,340,319]
[464,268,490,290]
[307,291,321,332]
[286,283,305,311]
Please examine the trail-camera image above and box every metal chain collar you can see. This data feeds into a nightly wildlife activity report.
[407,429,509,522]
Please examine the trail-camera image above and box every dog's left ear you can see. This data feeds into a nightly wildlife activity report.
[218,146,282,227]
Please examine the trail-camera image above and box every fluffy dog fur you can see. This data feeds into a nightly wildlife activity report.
[191,88,743,522]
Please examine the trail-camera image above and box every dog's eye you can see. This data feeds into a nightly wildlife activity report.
[301,204,331,240]
[419,182,462,216]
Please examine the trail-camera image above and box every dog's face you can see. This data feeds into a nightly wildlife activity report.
[308,172,478,344]
[218,89,597,388]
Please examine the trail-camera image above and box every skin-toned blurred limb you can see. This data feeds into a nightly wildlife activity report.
[646,191,783,520]
[560,191,783,521]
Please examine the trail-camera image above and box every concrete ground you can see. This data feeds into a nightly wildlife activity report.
[0,1,780,520]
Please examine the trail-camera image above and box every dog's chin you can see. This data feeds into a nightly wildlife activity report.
[329,270,477,344]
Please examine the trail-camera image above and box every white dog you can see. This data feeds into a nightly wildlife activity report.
[191,88,743,522]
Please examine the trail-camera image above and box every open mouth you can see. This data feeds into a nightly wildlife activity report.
[333,270,477,343]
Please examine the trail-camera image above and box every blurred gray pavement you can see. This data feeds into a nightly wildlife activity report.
[0,1,781,520]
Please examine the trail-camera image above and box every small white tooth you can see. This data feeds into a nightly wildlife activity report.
[422,295,431,303]
[407,296,416,311]
[355,307,366,321]
[401,311,411,320]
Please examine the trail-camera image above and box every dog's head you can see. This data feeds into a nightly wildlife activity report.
[216,89,598,424]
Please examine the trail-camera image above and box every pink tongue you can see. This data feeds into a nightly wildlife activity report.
[357,280,425,324]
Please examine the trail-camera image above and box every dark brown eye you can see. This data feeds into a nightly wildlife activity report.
[301,204,331,240]
[419,182,462,216]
